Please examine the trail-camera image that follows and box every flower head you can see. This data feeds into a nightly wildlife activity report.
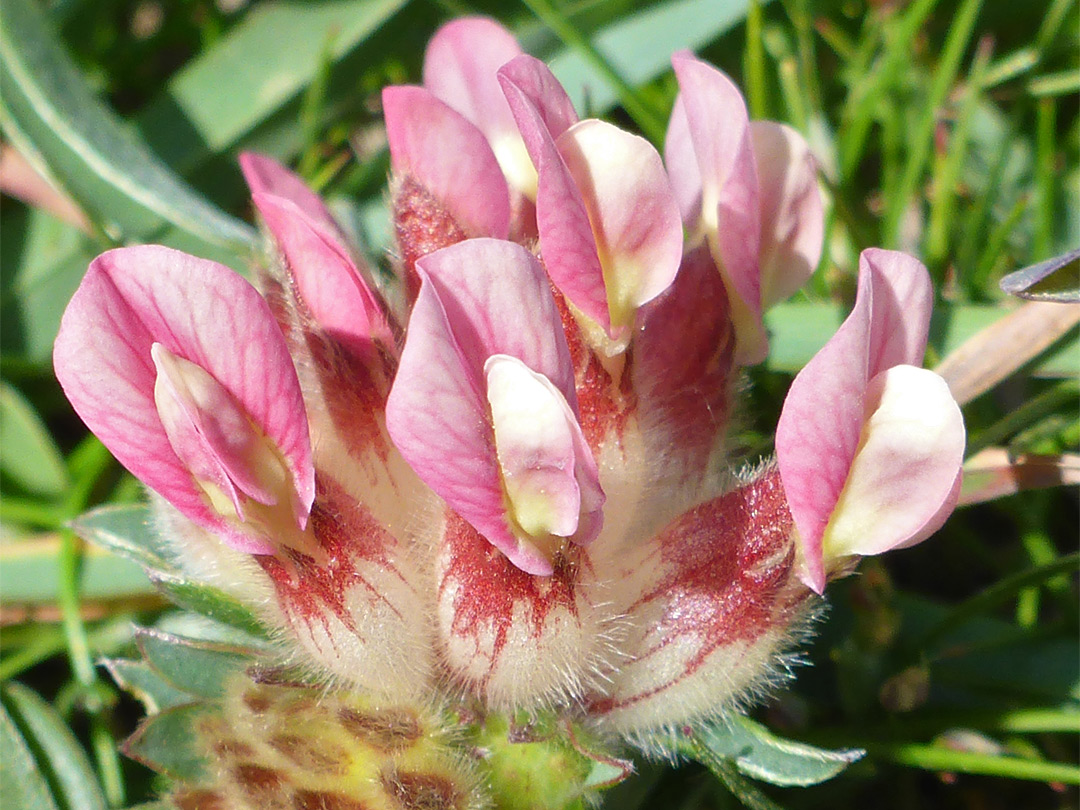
[776,249,965,593]
[55,17,965,805]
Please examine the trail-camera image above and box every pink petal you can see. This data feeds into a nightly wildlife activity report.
[151,343,276,516]
[238,152,342,241]
[663,96,703,227]
[556,120,683,333]
[252,192,392,350]
[496,55,579,148]
[382,85,510,239]
[54,246,313,552]
[775,249,933,592]
[385,239,577,575]
[671,52,765,364]
[823,366,965,557]
[500,69,609,333]
[750,121,824,306]
[423,18,524,148]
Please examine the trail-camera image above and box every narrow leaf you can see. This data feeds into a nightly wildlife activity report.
[0,692,60,810]
[693,716,864,787]
[103,659,197,714]
[959,449,1080,506]
[0,382,69,496]
[136,0,408,175]
[70,504,173,573]
[135,628,254,701]
[1000,249,1080,303]
[1,682,107,810]
[148,570,269,639]
[123,703,213,782]
[0,0,255,255]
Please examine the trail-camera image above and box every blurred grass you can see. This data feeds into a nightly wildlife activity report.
[0,0,1077,808]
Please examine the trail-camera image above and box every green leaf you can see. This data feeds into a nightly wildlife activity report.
[69,504,173,572]
[0,535,155,604]
[548,0,757,119]
[148,570,270,640]
[1,682,108,810]
[103,659,197,714]
[691,716,864,787]
[0,0,255,258]
[1000,249,1080,303]
[135,0,409,177]
[0,205,97,364]
[0,690,60,810]
[123,703,213,783]
[70,504,271,637]
[135,628,254,701]
[0,382,69,496]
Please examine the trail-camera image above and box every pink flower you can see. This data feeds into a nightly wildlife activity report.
[54,22,964,750]
[385,238,603,577]
[666,52,824,365]
[500,55,684,349]
[775,249,966,593]
[53,245,315,558]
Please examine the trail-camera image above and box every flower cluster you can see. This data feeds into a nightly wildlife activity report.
[54,13,964,772]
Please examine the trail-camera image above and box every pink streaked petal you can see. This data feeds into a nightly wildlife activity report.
[54,246,313,540]
[252,192,392,350]
[672,52,764,363]
[437,512,600,706]
[556,120,683,332]
[423,17,523,144]
[420,239,577,402]
[862,248,934,374]
[383,85,510,239]
[751,121,824,306]
[597,470,803,731]
[501,74,609,333]
[663,96,703,228]
[776,249,933,592]
[823,365,965,558]
[635,245,736,474]
[497,55,579,148]
[486,354,580,538]
[238,152,342,240]
[384,273,522,568]
[386,239,576,575]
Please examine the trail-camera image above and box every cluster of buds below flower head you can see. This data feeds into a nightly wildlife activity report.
[53,13,965,770]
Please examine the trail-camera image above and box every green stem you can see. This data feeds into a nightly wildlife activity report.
[1033,97,1055,260]
[867,742,1080,784]
[882,0,985,246]
[917,552,1080,650]
[744,0,767,120]
[518,0,667,144]
[966,379,1080,456]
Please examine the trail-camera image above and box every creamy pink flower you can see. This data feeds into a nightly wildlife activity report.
[775,249,965,593]
[500,55,683,347]
[667,52,823,365]
[242,153,393,352]
[385,238,603,576]
[53,246,315,557]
